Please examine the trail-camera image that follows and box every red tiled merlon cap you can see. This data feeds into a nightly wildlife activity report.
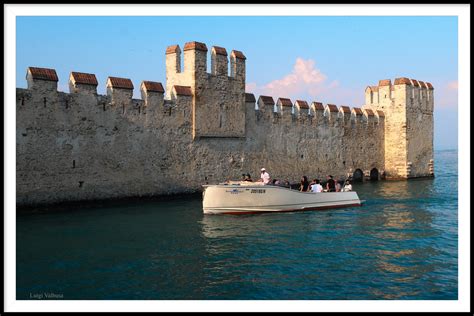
[378,79,391,86]
[377,110,385,117]
[28,67,58,82]
[326,104,339,112]
[70,72,98,86]
[411,79,420,87]
[108,77,134,90]
[295,100,309,109]
[245,93,256,103]
[352,107,363,115]
[141,81,164,93]
[394,77,412,85]
[166,45,180,55]
[212,46,227,56]
[231,50,246,60]
[183,41,208,52]
[340,105,351,113]
[312,102,324,110]
[258,95,275,105]
[364,108,375,116]
[278,98,293,107]
[370,86,379,92]
[173,85,192,96]
[418,80,428,89]
[426,82,434,90]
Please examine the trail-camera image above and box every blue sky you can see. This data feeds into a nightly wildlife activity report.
[16,16,458,150]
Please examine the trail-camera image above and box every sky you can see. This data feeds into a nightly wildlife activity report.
[16,15,458,150]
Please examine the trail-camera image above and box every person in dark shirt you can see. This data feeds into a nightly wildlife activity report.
[326,175,336,192]
[300,176,310,192]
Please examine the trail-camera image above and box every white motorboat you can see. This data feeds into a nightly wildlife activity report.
[202,181,364,215]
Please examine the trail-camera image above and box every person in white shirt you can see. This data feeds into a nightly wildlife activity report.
[260,168,271,185]
[310,179,323,193]
[342,180,352,192]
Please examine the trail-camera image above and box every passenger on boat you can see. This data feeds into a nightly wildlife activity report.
[260,168,271,185]
[335,181,342,192]
[300,176,310,192]
[342,180,352,192]
[326,175,336,192]
[310,179,323,193]
[272,179,281,185]
[244,173,253,182]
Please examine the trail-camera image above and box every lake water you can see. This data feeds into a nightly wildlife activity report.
[16,150,458,300]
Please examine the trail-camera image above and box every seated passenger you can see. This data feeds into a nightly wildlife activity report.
[311,179,323,193]
[300,176,310,192]
[326,175,336,192]
[244,173,253,182]
[342,180,352,192]
[335,181,342,192]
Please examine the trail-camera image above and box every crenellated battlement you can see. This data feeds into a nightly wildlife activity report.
[246,92,384,128]
[16,41,434,207]
[365,77,434,112]
[18,65,412,146]
[165,41,246,82]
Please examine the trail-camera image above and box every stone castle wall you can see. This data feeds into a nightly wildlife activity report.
[16,41,434,207]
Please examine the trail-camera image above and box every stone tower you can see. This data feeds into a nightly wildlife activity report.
[365,77,434,179]
[165,41,246,139]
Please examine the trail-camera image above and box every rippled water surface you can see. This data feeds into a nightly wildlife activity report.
[17,150,458,299]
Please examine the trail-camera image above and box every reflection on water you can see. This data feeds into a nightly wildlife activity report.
[16,150,458,300]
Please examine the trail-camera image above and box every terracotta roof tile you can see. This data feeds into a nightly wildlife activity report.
[326,104,339,112]
[394,77,412,85]
[411,79,420,87]
[370,86,379,92]
[70,72,98,86]
[295,100,309,109]
[166,45,180,55]
[426,82,434,90]
[212,46,227,56]
[231,50,246,60]
[245,93,256,103]
[173,85,192,96]
[364,108,375,116]
[258,95,275,106]
[352,107,363,115]
[377,110,385,117]
[378,79,391,86]
[278,98,293,107]
[141,81,164,93]
[312,102,324,110]
[28,67,58,82]
[108,77,134,90]
[340,105,351,113]
[418,80,428,89]
[183,41,208,52]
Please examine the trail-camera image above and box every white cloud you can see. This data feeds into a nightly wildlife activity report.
[447,80,458,90]
[246,57,345,104]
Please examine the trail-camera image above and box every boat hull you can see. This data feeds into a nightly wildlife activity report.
[202,184,362,214]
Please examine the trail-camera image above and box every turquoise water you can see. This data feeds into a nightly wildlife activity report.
[17,150,458,300]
